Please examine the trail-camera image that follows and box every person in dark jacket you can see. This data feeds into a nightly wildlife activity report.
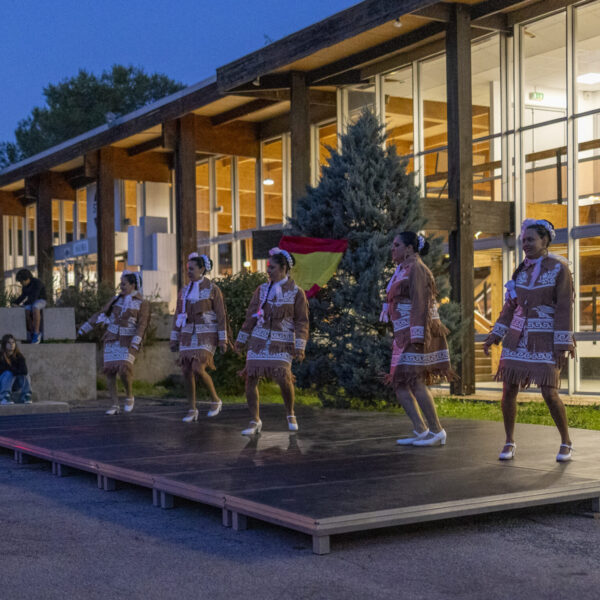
[13,269,47,344]
[0,334,32,405]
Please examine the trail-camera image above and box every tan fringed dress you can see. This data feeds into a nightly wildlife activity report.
[170,277,228,375]
[488,254,574,388]
[385,254,454,388]
[80,292,150,376]
[236,277,309,381]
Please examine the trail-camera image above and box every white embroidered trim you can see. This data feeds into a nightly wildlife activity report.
[170,331,180,341]
[491,323,508,338]
[526,318,554,331]
[554,331,573,345]
[119,327,136,337]
[218,331,227,341]
[392,349,450,367]
[510,316,525,331]
[500,348,555,364]
[194,323,218,334]
[410,326,425,340]
[295,338,307,350]
[80,322,93,333]
[393,317,410,332]
[131,335,142,348]
[247,349,292,363]
[236,331,249,344]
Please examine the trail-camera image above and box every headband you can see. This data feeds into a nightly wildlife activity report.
[188,252,212,272]
[417,234,425,252]
[521,219,556,241]
[122,270,142,292]
[269,247,294,269]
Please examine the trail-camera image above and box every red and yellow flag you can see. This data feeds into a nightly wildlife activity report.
[279,235,348,298]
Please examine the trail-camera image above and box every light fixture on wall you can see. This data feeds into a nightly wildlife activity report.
[263,164,274,186]
[393,18,403,28]
[243,260,252,268]
[523,27,536,38]
[577,73,600,85]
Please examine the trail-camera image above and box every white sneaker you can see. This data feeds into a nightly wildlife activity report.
[0,398,14,405]
[396,429,430,445]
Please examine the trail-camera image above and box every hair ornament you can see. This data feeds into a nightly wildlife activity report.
[417,234,425,252]
[188,252,199,260]
[521,218,556,241]
[269,247,294,269]
[200,254,212,272]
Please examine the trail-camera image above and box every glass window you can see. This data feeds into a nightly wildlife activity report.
[124,181,138,228]
[76,188,87,239]
[471,36,500,139]
[218,242,232,276]
[63,200,74,244]
[384,65,414,171]
[317,121,337,177]
[241,238,257,272]
[262,139,284,226]
[523,122,568,227]
[216,157,233,235]
[26,204,35,263]
[421,55,448,152]
[238,157,257,230]
[196,162,210,243]
[521,12,567,127]
[52,200,60,246]
[576,115,600,224]
[347,80,375,123]
[575,1,600,114]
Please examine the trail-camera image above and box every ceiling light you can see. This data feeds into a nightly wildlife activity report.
[474,231,482,239]
[577,72,600,85]
[393,18,403,28]
[252,77,261,87]
[243,261,252,268]
[263,177,274,186]
[579,195,600,206]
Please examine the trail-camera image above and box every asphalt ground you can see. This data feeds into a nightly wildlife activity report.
[1,438,600,600]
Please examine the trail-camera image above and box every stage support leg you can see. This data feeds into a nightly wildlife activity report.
[103,476,117,491]
[14,450,29,464]
[222,509,232,527]
[312,535,331,555]
[53,463,70,477]
[231,512,247,531]
[160,492,175,509]
[589,497,600,519]
[152,489,160,507]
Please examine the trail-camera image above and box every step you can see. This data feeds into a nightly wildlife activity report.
[0,401,70,416]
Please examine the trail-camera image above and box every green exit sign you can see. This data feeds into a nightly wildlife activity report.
[529,91,544,101]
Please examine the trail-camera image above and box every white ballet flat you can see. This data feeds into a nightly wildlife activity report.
[556,443,573,462]
[412,429,447,447]
[182,409,199,423]
[287,415,299,432]
[396,429,430,445]
[241,420,263,436]
[123,397,135,413]
[499,442,516,461]
[105,405,120,416]
[207,400,222,418]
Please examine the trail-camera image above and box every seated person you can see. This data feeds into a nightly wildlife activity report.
[12,269,47,344]
[0,334,32,405]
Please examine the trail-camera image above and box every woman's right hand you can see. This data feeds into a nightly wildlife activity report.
[482,335,495,356]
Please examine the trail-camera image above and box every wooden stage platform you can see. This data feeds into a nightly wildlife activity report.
[1,405,599,554]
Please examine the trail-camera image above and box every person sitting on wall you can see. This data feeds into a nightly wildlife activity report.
[12,269,47,344]
[0,334,32,405]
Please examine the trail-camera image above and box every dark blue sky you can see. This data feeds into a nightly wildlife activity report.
[0,0,356,142]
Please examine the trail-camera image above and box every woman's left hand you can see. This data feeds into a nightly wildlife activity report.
[554,351,568,370]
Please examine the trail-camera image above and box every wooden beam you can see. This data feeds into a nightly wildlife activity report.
[174,114,197,289]
[412,3,450,22]
[310,70,366,87]
[446,3,475,395]
[308,21,446,85]
[230,74,291,93]
[195,115,259,158]
[260,103,336,141]
[96,148,116,289]
[233,89,337,106]
[422,198,514,234]
[0,190,26,216]
[507,0,577,26]
[127,136,163,156]
[471,0,533,22]
[27,173,54,292]
[85,147,171,183]
[290,72,311,212]
[217,0,442,91]
[211,99,279,126]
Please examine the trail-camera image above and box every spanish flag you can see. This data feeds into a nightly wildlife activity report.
[279,235,348,298]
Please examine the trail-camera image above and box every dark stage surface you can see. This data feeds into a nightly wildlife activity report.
[1,405,599,554]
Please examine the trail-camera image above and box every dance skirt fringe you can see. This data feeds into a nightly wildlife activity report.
[238,365,295,384]
[102,341,135,377]
[178,350,216,375]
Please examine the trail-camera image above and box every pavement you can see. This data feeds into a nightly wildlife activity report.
[1,413,600,600]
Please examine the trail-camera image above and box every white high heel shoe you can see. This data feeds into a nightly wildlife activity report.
[124,397,135,413]
[499,442,516,461]
[105,405,120,416]
[287,415,299,432]
[241,420,263,436]
[182,409,199,423]
[412,429,447,446]
[556,443,573,462]
[396,429,430,445]
[207,400,222,418]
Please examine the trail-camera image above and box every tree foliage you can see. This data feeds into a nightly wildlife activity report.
[1,65,185,167]
[289,109,459,406]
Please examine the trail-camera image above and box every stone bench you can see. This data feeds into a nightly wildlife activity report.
[0,307,76,341]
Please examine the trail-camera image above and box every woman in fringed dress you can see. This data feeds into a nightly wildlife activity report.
[484,219,575,462]
[234,248,309,435]
[170,253,229,423]
[78,271,150,415]
[381,231,455,447]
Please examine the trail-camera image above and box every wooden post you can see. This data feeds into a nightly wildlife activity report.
[290,71,311,217]
[446,4,475,395]
[490,256,503,374]
[174,114,197,289]
[31,174,54,294]
[97,148,116,289]
[0,205,4,295]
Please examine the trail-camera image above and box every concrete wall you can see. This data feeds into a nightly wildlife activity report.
[21,343,97,403]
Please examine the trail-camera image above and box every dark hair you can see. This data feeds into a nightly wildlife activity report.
[524,221,554,247]
[16,269,33,283]
[269,251,295,273]
[397,231,430,257]
[189,255,212,272]
[1,334,22,360]
[105,272,140,317]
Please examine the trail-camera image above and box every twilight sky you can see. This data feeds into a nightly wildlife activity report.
[0,0,356,143]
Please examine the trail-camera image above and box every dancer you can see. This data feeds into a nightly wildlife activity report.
[170,253,228,422]
[483,219,575,462]
[234,247,309,435]
[78,271,149,415]
[0,334,32,405]
[381,231,453,446]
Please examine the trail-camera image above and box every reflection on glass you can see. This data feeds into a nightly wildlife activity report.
[317,122,336,178]
[262,139,284,226]
[216,157,233,235]
[218,242,232,276]
[76,188,87,239]
[471,36,499,139]
[347,81,375,123]
[522,12,566,127]
[196,162,210,243]
[576,115,600,225]
[52,200,60,245]
[524,122,567,228]
[26,205,35,263]
[241,238,257,272]
[575,2,600,114]
[63,200,74,244]
[124,181,138,228]
[384,66,414,171]
[239,157,257,230]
